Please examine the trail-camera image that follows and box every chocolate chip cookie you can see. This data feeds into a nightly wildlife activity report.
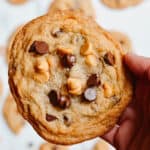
[101,0,143,9]
[3,94,25,134]
[110,31,132,53]
[8,11,133,144]
[39,143,68,150]
[49,0,95,17]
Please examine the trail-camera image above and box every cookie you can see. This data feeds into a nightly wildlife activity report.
[93,140,109,150]
[3,94,25,134]
[8,0,27,4]
[39,143,68,150]
[48,0,95,18]
[7,26,23,63]
[8,11,133,144]
[0,46,6,56]
[0,78,3,96]
[110,31,132,53]
[101,0,143,9]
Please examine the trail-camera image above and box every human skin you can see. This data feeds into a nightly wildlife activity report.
[102,54,150,150]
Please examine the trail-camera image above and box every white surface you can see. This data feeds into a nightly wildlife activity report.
[0,0,149,150]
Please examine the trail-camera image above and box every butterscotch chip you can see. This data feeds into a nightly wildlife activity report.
[101,0,143,9]
[39,143,68,150]
[3,94,25,134]
[110,31,133,53]
[8,0,27,5]
[8,11,133,145]
[48,0,95,18]
[85,55,98,67]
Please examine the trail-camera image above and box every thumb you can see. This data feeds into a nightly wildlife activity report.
[124,54,150,80]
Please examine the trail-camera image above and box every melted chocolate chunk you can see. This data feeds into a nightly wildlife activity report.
[104,52,115,66]
[48,90,59,106]
[29,41,49,54]
[46,114,57,122]
[58,95,71,109]
[61,54,76,68]
[87,74,100,87]
[48,90,71,109]
[83,88,97,101]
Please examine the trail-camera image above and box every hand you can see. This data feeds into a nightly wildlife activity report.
[102,54,150,150]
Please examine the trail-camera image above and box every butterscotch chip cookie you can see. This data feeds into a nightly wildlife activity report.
[48,0,95,17]
[93,140,109,150]
[101,0,143,9]
[8,0,27,4]
[39,143,68,150]
[110,31,132,53]
[3,94,25,134]
[8,11,133,144]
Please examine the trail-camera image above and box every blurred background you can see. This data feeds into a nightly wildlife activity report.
[0,0,150,150]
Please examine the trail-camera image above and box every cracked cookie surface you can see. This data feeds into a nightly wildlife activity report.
[9,11,133,145]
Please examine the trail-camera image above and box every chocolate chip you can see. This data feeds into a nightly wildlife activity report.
[61,54,76,68]
[83,88,96,101]
[48,90,71,109]
[46,114,57,122]
[51,28,63,37]
[58,95,71,109]
[29,41,49,55]
[63,114,72,126]
[104,52,115,66]
[87,74,100,87]
[48,90,59,106]
[120,40,124,45]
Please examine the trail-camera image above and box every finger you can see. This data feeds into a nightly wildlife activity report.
[118,107,137,125]
[114,119,136,150]
[102,124,120,145]
[124,54,150,80]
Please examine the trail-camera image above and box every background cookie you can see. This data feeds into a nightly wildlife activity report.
[101,0,143,9]
[9,11,133,145]
[93,140,110,150]
[110,31,133,53]
[48,0,95,17]
[0,46,6,57]
[3,94,25,134]
[0,78,3,96]
[7,26,23,63]
[39,143,68,150]
[8,0,27,5]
